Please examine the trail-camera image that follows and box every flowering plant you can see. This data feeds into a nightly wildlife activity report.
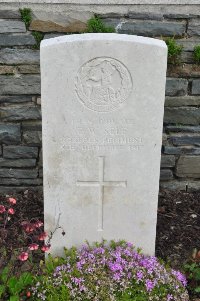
[31,241,189,301]
[0,195,47,300]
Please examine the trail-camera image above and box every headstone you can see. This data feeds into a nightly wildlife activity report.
[41,33,167,256]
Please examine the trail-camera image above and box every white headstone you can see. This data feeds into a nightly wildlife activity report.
[41,33,167,256]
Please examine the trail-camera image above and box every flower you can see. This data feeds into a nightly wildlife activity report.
[18,252,29,261]
[34,221,43,228]
[38,232,48,241]
[29,243,39,251]
[21,221,35,233]
[26,291,31,298]
[8,208,15,215]
[41,244,51,252]
[0,205,6,213]
[8,197,17,205]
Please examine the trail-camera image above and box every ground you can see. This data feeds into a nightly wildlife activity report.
[0,189,200,300]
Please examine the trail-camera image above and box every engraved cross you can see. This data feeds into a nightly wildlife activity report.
[76,156,127,231]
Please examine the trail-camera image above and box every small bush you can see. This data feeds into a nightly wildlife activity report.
[20,8,32,29]
[184,248,200,296]
[194,45,200,64]
[32,31,44,49]
[86,16,115,33]
[30,241,189,301]
[166,37,183,65]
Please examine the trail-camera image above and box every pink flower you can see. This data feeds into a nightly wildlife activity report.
[0,205,6,214]
[18,252,29,261]
[38,232,48,241]
[34,221,43,228]
[28,243,39,251]
[41,244,51,252]
[21,221,35,233]
[8,208,15,215]
[8,197,17,205]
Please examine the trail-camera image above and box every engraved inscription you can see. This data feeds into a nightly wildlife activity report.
[75,57,133,112]
[76,157,127,231]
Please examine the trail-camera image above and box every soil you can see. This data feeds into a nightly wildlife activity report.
[0,188,200,300]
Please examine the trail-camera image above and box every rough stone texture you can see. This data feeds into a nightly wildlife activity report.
[0,75,41,95]
[188,19,200,36]
[0,66,15,75]
[0,104,41,121]
[0,95,32,104]
[41,34,167,255]
[164,107,200,125]
[30,19,87,33]
[117,20,186,36]
[0,10,21,19]
[167,64,200,78]
[0,20,26,33]
[0,178,43,186]
[160,169,174,180]
[160,180,188,191]
[176,156,200,178]
[0,6,200,192]
[0,34,36,46]
[0,169,38,178]
[44,33,65,39]
[165,96,200,107]
[165,78,188,96]
[0,124,21,144]
[161,155,175,167]
[17,65,40,74]
[23,131,42,145]
[177,38,200,51]
[170,134,200,146]
[21,121,42,131]
[0,158,36,168]
[192,80,200,95]
[3,146,38,159]
[166,125,200,133]
[180,51,194,64]
[0,49,40,65]
[163,146,200,155]
[128,12,163,20]
[163,13,192,19]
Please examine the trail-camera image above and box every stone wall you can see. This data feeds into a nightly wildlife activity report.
[1,2,200,193]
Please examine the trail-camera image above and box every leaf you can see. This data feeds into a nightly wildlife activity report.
[194,286,200,293]
[1,266,10,283]
[9,296,20,301]
[0,284,5,297]
[19,272,33,286]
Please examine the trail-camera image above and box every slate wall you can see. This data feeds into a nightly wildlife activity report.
[1,7,200,193]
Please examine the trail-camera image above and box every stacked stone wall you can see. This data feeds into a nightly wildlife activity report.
[1,5,200,193]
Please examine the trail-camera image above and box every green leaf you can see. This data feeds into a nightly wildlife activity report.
[0,284,5,297]
[19,272,33,286]
[1,266,10,283]
[194,286,200,293]
[9,296,20,301]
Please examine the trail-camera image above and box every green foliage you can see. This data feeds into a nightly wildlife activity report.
[194,45,200,64]
[86,16,115,33]
[184,249,200,296]
[165,37,183,65]
[32,31,44,49]
[0,265,33,300]
[20,8,32,29]
[30,241,188,301]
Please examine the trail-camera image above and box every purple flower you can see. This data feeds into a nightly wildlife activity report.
[145,279,155,292]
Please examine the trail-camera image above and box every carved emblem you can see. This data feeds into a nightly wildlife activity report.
[75,57,133,113]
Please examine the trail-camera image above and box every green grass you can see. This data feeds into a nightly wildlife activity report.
[86,16,115,33]
[20,8,32,29]
[165,37,183,65]
[194,45,200,64]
